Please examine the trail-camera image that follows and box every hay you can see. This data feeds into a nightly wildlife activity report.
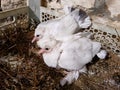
[0,0,120,89]
[0,27,120,90]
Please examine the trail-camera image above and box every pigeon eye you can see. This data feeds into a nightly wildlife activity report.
[36,35,40,37]
[45,48,49,50]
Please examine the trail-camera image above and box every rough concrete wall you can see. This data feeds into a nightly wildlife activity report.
[1,0,120,18]
[46,0,120,33]
[1,0,120,32]
[105,0,120,18]
[46,0,95,10]
[46,0,120,18]
[1,0,26,11]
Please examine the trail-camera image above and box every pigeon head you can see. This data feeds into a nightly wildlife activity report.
[37,36,59,54]
[32,24,46,43]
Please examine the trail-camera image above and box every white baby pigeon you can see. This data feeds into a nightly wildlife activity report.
[32,7,91,43]
[37,33,107,86]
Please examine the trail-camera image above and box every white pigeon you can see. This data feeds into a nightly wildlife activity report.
[37,33,107,86]
[32,7,91,43]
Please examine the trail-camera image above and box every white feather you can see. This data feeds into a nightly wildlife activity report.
[37,33,104,86]
[33,7,91,42]
[97,50,107,59]
[60,71,79,86]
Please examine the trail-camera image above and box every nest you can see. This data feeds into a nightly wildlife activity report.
[0,26,64,90]
[0,1,120,89]
[0,24,120,90]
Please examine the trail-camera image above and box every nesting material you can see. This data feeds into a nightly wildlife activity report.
[0,0,120,89]
[0,30,120,89]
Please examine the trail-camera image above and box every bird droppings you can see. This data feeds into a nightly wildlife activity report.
[0,28,120,90]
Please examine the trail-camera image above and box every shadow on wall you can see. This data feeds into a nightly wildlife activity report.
[0,0,2,11]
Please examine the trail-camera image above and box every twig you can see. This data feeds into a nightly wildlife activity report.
[8,44,16,50]
[0,67,23,89]
[82,74,107,89]
[0,30,10,41]
[33,67,38,90]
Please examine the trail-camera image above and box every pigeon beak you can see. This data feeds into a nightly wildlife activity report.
[38,49,47,55]
[32,36,39,43]
[38,48,52,55]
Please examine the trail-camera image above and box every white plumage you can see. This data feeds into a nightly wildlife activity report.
[32,7,91,43]
[33,7,106,86]
[37,33,106,86]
